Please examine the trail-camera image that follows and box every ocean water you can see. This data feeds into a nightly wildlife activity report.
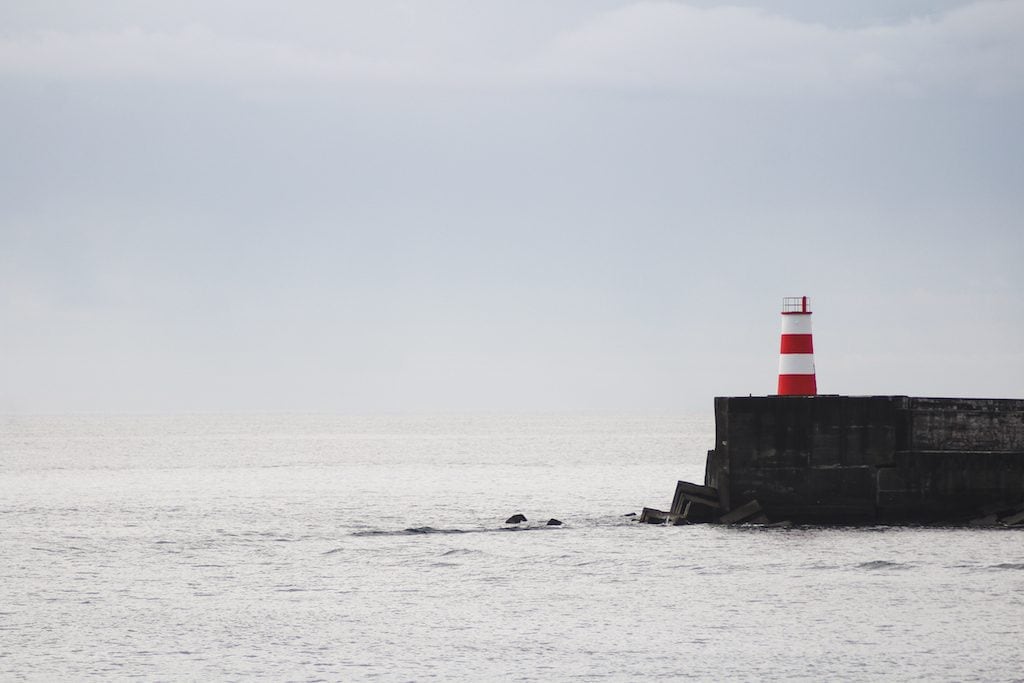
[1,414,1022,681]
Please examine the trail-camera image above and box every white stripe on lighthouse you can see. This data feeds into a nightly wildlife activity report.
[778,353,816,375]
[780,315,813,335]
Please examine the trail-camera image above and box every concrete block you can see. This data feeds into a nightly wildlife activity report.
[704,449,730,511]
[639,507,669,525]
[670,480,720,516]
[682,500,719,523]
[1000,509,1024,526]
[877,490,921,507]
[969,513,998,527]
[807,467,874,505]
[909,398,1024,452]
[719,499,763,525]
[809,428,842,467]
[877,466,916,492]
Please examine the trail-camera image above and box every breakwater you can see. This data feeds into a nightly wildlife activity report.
[647,396,1024,525]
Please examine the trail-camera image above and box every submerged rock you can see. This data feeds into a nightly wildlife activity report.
[546,518,563,526]
[505,514,527,524]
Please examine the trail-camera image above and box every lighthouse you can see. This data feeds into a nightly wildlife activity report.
[777,296,817,395]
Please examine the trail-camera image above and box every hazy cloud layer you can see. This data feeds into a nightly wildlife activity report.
[527,1,1024,94]
[1,1,1022,413]
[1,1,1022,94]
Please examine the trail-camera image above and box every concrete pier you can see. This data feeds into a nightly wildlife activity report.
[704,395,1024,524]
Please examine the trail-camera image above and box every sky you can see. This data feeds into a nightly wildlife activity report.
[1,0,1022,414]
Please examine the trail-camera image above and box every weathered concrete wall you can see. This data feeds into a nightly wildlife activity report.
[907,398,1024,451]
[705,395,1024,523]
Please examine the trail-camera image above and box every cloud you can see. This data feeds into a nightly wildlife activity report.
[0,2,1021,95]
[522,1,1024,95]
[0,24,398,85]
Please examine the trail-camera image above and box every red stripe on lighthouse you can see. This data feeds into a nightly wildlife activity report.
[778,374,817,395]
[780,334,814,354]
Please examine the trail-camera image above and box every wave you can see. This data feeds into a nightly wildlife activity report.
[350,524,557,537]
[856,560,912,570]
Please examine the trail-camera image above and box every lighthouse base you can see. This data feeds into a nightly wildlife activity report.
[703,395,1024,524]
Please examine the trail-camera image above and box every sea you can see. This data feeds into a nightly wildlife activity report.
[1,414,1022,681]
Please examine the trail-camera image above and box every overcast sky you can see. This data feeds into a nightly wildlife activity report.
[1,0,1022,413]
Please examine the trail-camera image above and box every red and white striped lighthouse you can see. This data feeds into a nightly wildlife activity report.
[777,296,817,396]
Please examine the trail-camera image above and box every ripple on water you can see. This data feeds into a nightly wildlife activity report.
[989,562,1024,570]
[4,414,1023,682]
[856,560,913,570]
[351,525,549,537]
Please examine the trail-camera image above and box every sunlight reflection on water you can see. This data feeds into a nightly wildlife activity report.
[2,414,1022,680]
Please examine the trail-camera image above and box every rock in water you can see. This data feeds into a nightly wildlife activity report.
[546,518,563,526]
[505,514,527,524]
